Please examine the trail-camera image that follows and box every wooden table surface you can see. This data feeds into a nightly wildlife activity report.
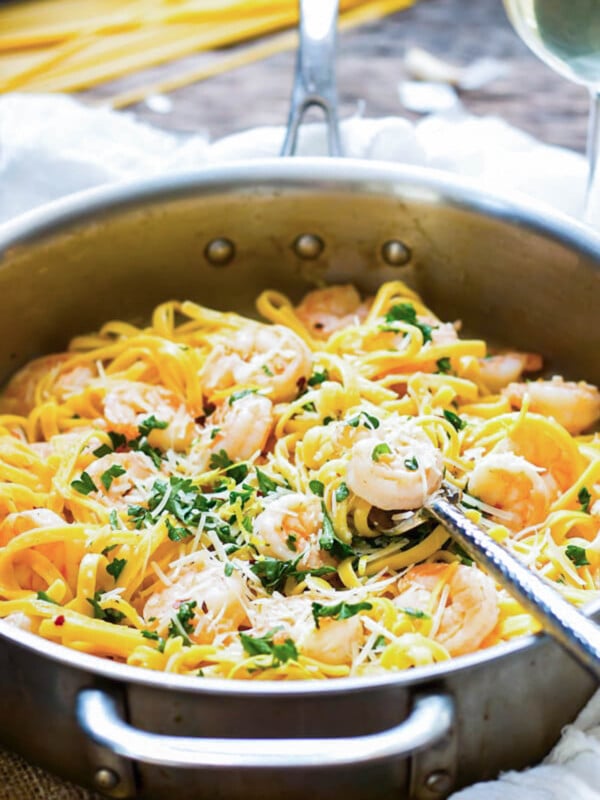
[85,0,590,153]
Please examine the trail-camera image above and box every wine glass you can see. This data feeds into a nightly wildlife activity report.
[503,0,600,225]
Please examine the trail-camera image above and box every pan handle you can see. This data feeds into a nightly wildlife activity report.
[77,688,453,769]
[281,0,343,158]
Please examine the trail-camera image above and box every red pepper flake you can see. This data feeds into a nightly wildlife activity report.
[195,415,206,426]
[203,403,216,416]
[54,615,65,626]
[296,376,306,392]
[115,444,128,453]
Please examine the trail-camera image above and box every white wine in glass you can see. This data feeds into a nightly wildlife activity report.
[503,0,600,223]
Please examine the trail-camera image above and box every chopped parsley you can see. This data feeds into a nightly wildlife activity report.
[256,468,279,495]
[251,557,336,593]
[565,544,590,567]
[36,591,59,605]
[108,432,127,450]
[86,592,125,624]
[92,443,113,458]
[347,411,380,430]
[286,534,297,551]
[70,471,97,495]
[261,364,274,377]
[436,357,452,374]
[335,482,350,503]
[307,369,329,387]
[578,486,592,514]
[138,415,168,437]
[319,503,355,559]
[239,629,298,667]
[309,479,325,497]
[400,606,430,619]
[228,388,258,406]
[371,443,392,462]
[109,509,120,530]
[100,464,126,490]
[301,401,317,413]
[311,600,373,628]
[208,449,248,483]
[106,557,127,581]
[168,600,197,645]
[443,409,467,431]
[209,427,221,440]
[224,562,234,577]
[128,476,217,529]
[404,456,419,471]
[141,629,166,653]
[384,303,433,343]
[166,518,192,542]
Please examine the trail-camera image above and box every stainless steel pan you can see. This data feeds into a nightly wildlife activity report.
[0,3,599,798]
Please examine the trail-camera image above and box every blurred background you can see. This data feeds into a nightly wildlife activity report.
[0,0,589,150]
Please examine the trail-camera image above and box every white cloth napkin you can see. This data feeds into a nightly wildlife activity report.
[0,92,588,225]
[0,93,598,798]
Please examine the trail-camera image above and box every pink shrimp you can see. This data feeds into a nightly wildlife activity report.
[396,563,499,656]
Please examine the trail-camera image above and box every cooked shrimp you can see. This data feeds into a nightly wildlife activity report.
[346,422,443,510]
[249,594,363,666]
[103,382,196,451]
[477,352,542,393]
[199,393,274,466]
[503,376,600,435]
[253,492,330,568]
[201,323,311,403]
[85,451,157,508]
[0,509,66,546]
[0,354,95,415]
[302,616,363,665]
[295,285,371,340]
[396,563,499,656]
[468,451,556,530]
[143,552,248,643]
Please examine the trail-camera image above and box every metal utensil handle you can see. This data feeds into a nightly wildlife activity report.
[77,689,453,769]
[427,493,600,681]
[281,0,343,157]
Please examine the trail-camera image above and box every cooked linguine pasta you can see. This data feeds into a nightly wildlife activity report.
[0,280,598,680]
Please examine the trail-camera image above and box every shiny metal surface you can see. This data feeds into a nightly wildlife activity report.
[77,689,453,769]
[0,161,598,798]
[427,490,600,680]
[281,0,343,157]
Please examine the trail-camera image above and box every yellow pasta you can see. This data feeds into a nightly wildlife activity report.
[0,279,598,680]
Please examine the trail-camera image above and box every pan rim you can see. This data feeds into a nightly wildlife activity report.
[0,157,598,696]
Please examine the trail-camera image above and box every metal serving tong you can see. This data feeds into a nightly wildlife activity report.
[424,485,600,681]
[281,0,343,157]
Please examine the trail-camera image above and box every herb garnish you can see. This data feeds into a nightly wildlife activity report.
[311,600,372,628]
[239,629,298,667]
[70,471,97,495]
[106,557,127,581]
[383,303,433,343]
[578,486,592,514]
[566,544,590,567]
[371,443,392,462]
[443,409,467,431]
[100,464,126,490]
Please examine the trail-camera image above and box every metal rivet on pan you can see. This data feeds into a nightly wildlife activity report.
[93,767,120,791]
[381,239,411,266]
[204,237,235,266]
[424,769,453,794]
[293,233,324,260]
